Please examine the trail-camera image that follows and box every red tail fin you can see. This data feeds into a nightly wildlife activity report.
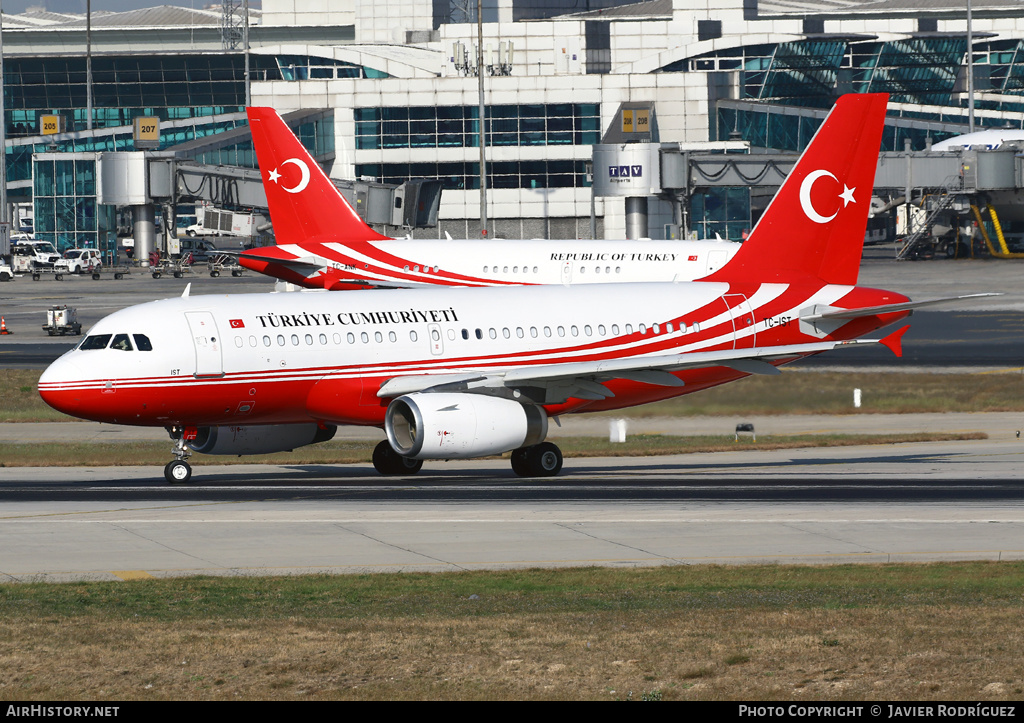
[709,93,888,285]
[246,107,390,243]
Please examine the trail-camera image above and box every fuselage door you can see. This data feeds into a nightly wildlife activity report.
[185,311,224,377]
[724,294,756,349]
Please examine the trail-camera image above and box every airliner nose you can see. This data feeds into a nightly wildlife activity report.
[37,354,86,415]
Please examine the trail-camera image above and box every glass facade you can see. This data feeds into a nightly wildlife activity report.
[852,38,967,106]
[356,160,591,190]
[276,55,390,81]
[4,54,284,136]
[355,103,602,150]
[667,36,1024,113]
[190,117,334,169]
[690,187,750,242]
[7,118,249,185]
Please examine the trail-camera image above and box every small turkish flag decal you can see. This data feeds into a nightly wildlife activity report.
[229,319,245,328]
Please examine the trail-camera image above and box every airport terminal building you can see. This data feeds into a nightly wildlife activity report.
[4,0,1024,252]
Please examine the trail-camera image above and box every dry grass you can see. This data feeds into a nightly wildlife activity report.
[1,563,1022,701]
[10,369,1024,423]
[606,370,1024,417]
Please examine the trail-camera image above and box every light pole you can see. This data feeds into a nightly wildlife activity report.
[477,0,488,238]
[967,0,975,133]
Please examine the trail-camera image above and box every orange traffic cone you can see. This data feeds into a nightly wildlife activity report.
[0,317,10,335]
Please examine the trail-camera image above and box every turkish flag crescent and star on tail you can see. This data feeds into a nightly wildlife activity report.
[707,93,889,287]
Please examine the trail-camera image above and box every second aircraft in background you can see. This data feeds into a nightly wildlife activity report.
[237,106,739,290]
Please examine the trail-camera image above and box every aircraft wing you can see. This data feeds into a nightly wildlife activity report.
[376,329,905,404]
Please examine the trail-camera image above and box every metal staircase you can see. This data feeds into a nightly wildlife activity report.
[895,175,963,260]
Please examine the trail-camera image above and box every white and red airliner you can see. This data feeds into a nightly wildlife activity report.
[237,106,740,289]
[39,94,985,483]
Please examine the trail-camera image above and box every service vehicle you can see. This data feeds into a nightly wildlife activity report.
[42,305,81,336]
[11,240,60,272]
[56,248,103,275]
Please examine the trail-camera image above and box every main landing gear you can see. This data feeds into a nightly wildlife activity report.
[511,442,563,478]
[370,440,564,477]
[372,440,424,475]
[164,426,193,484]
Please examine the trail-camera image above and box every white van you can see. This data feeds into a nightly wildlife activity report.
[56,248,103,274]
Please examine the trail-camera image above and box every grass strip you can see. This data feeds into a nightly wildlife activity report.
[0,432,986,467]
[0,563,1021,700]
[7,369,1024,422]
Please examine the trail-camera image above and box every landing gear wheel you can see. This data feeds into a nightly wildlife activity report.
[164,459,192,484]
[511,442,563,477]
[510,447,530,477]
[372,440,423,476]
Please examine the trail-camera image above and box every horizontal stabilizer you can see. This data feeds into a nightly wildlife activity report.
[800,293,1000,323]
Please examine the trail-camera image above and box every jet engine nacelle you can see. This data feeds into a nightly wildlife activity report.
[385,393,548,460]
[188,423,337,456]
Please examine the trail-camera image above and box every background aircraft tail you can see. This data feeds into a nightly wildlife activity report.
[247,107,390,243]
[707,93,889,286]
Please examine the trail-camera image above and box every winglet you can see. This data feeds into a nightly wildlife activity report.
[879,325,910,357]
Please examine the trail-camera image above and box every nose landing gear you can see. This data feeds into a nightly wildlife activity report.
[164,426,194,484]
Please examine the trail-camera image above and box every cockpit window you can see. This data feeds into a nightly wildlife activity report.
[133,334,153,351]
[110,334,133,351]
[80,334,112,350]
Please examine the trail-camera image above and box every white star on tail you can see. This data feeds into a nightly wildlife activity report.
[268,168,281,183]
[840,185,856,207]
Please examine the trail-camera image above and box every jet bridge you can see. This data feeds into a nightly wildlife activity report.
[592,138,1024,257]
[98,153,441,264]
